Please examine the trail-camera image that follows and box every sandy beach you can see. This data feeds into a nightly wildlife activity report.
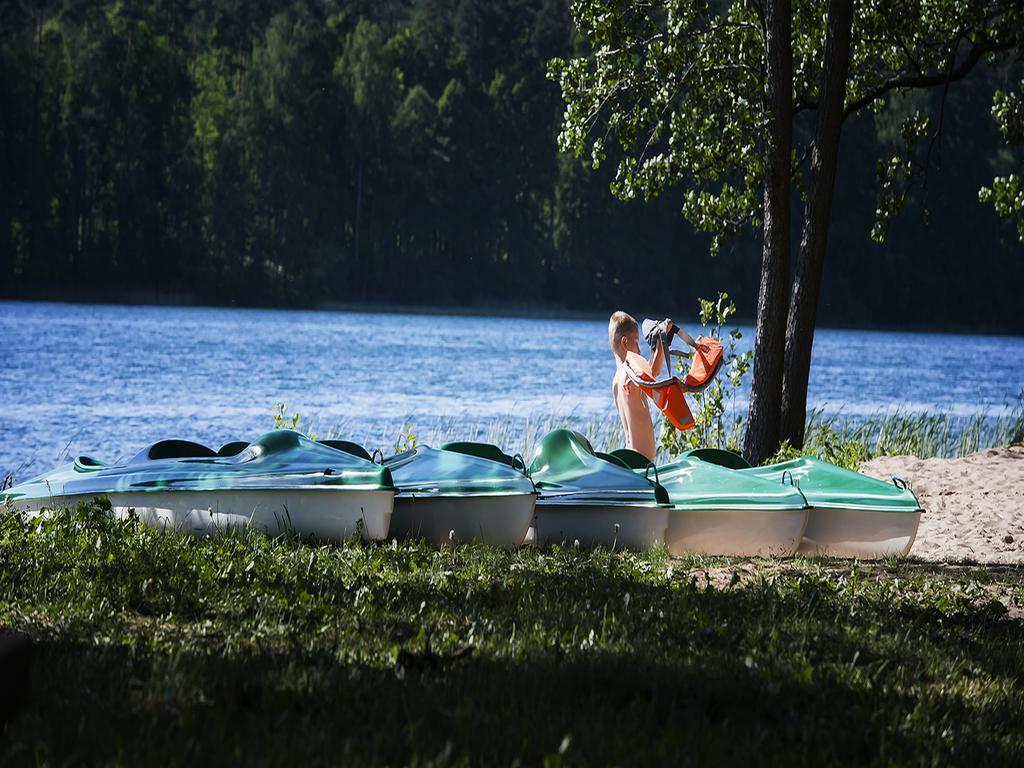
[862,443,1024,564]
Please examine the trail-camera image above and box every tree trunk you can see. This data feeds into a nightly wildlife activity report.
[742,0,793,465]
[780,0,854,448]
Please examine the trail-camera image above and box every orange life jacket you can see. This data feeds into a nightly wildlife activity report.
[623,337,724,431]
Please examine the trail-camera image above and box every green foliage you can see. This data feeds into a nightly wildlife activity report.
[872,111,932,243]
[272,403,302,431]
[980,173,1024,242]
[2,503,1023,764]
[547,0,1024,330]
[980,83,1024,241]
[395,421,418,453]
[553,0,1022,248]
[761,399,1024,468]
[814,397,1024,460]
[660,292,752,457]
[550,0,765,255]
[768,424,871,471]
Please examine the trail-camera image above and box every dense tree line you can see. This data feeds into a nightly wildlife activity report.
[1,0,1022,332]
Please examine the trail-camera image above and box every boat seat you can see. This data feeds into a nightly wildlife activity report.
[608,448,654,470]
[683,447,751,469]
[319,440,373,461]
[217,441,250,457]
[133,440,217,462]
[440,441,513,466]
[595,451,632,469]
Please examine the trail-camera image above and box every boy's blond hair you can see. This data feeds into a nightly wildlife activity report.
[608,311,638,353]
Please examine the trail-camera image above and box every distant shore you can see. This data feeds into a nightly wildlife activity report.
[2,291,1024,336]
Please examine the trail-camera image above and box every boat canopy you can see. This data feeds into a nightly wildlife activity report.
[680,448,922,514]
[655,456,809,512]
[741,456,923,513]
[2,430,396,502]
[529,429,668,506]
[385,445,534,497]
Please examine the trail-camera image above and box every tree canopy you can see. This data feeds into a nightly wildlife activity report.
[551,0,1023,459]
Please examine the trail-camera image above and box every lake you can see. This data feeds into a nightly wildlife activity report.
[2,300,1022,477]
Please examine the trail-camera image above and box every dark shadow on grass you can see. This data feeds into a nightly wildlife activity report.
[5,576,1024,767]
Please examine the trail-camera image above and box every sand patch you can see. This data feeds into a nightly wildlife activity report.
[862,443,1024,564]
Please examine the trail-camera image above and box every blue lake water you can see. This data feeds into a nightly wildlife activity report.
[1,300,1022,477]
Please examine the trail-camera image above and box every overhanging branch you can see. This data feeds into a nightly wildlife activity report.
[843,37,1016,119]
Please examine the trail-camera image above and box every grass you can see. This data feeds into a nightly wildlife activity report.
[311,402,1024,470]
[803,404,1024,461]
[313,410,629,463]
[2,504,1023,765]
[304,401,1024,471]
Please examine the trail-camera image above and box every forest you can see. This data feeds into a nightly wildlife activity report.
[2,0,1022,332]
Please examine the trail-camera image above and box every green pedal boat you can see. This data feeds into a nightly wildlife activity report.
[1,431,397,541]
[684,448,923,559]
[383,443,537,547]
[529,430,670,549]
[609,448,810,557]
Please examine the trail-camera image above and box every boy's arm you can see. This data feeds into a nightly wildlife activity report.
[647,317,675,378]
[648,334,666,378]
[648,320,704,379]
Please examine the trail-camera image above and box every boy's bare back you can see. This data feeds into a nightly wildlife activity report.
[612,363,656,461]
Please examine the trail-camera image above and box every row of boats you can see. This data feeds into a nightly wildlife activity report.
[1,428,923,558]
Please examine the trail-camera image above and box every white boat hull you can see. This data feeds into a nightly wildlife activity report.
[533,504,669,550]
[666,508,808,557]
[798,507,921,559]
[389,493,536,547]
[12,489,395,541]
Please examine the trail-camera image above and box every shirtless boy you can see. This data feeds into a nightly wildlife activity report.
[609,311,674,461]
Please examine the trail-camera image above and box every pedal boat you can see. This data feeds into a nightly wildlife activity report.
[1,430,397,541]
[684,449,923,559]
[609,448,809,557]
[378,442,536,547]
[529,430,669,549]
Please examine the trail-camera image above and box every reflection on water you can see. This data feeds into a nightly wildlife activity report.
[1,301,1021,474]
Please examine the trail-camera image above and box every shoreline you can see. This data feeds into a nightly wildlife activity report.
[2,294,1023,337]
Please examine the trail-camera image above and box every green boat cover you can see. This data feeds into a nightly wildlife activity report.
[741,456,922,513]
[680,448,922,513]
[654,456,809,511]
[1,430,395,504]
[529,430,668,506]
[385,445,535,497]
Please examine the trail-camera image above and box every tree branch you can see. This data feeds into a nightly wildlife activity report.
[843,37,1016,119]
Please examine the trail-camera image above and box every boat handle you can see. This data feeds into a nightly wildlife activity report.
[891,475,911,490]
[512,453,539,494]
[644,462,660,487]
[509,454,536,495]
[371,448,385,465]
[781,470,794,486]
